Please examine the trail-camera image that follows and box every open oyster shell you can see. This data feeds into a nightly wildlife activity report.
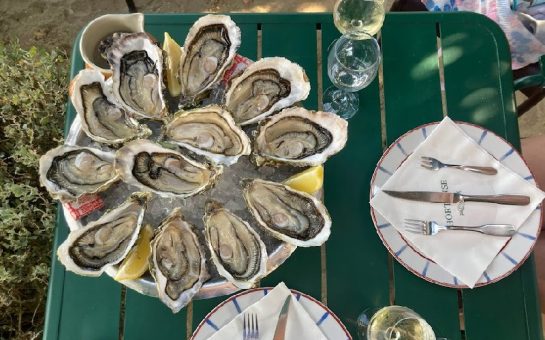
[107,32,166,120]
[114,139,223,198]
[57,192,150,276]
[163,104,251,166]
[69,69,151,145]
[39,145,119,201]
[204,202,268,289]
[242,178,331,247]
[224,57,311,126]
[150,208,208,313]
[253,107,348,167]
[179,14,241,106]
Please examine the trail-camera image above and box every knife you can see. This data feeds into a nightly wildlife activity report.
[272,296,291,340]
[383,190,530,206]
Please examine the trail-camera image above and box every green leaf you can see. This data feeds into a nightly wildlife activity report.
[0,41,67,339]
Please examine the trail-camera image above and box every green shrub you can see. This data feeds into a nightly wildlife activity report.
[0,41,68,339]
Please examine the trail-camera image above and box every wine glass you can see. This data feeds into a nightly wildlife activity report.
[334,0,386,37]
[357,306,436,340]
[323,33,381,119]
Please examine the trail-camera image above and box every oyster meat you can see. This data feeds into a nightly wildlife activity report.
[179,14,240,105]
[107,32,166,120]
[70,69,151,144]
[114,140,222,198]
[150,208,208,313]
[204,202,267,289]
[39,145,119,201]
[224,57,311,125]
[242,179,331,247]
[253,107,348,167]
[163,105,251,165]
[57,192,150,276]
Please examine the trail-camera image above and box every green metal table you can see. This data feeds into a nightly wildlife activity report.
[44,12,543,340]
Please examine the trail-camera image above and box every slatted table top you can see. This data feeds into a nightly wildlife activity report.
[44,12,542,340]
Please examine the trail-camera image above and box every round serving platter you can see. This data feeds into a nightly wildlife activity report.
[370,121,543,288]
[62,105,320,299]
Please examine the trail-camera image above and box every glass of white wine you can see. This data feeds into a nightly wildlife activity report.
[357,306,436,340]
[334,0,386,37]
[323,33,381,119]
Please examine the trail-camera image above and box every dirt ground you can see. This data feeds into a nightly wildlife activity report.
[1,0,542,137]
[0,0,339,51]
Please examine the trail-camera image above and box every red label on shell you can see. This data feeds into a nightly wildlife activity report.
[65,194,104,220]
[222,54,253,84]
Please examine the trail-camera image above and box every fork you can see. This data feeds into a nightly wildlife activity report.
[404,219,516,237]
[242,312,259,340]
[420,156,497,175]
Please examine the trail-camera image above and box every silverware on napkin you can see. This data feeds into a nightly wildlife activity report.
[404,219,516,237]
[383,190,530,206]
[272,296,291,340]
[420,156,498,175]
[242,313,259,340]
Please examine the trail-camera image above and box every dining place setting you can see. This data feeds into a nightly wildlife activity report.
[189,0,545,337]
[370,117,545,289]
[38,0,545,337]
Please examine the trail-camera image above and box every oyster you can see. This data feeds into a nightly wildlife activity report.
[57,192,150,276]
[39,145,119,201]
[114,140,222,198]
[107,32,166,120]
[203,202,267,289]
[242,179,331,247]
[150,208,208,313]
[70,69,151,144]
[163,105,251,165]
[224,57,311,125]
[179,14,240,105]
[253,107,348,167]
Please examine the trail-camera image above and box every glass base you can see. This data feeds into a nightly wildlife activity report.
[323,86,359,120]
[356,307,381,340]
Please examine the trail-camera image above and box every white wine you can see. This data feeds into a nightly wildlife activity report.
[366,306,436,340]
[333,0,385,37]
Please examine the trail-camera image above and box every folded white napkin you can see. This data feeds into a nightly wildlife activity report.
[208,282,327,340]
[370,117,545,288]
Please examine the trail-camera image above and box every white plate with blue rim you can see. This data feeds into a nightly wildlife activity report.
[370,121,543,288]
[191,287,351,340]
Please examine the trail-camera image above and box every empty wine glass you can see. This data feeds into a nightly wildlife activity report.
[323,33,381,119]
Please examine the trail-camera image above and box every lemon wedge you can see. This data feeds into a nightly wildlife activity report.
[162,32,182,97]
[284,165,324,194]
[115,224,153,281]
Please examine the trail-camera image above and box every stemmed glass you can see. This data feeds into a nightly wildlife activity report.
[356,306,437,340]
[334,0,386,37]
[324,0,385,119]
[323,33,381,119]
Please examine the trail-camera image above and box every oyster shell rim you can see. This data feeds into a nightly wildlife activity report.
[203,203,268,289]
[163,104,251,166]
[149,207,209,313]
[253,106,348,167]
[107,32,167,120]
[69,69,152,145]
[178,14,241,102]
[242,178,332,247]
[224,56,311,126]
[114,139,224,199]
[39,145,120,202]
[56,192,150,276]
